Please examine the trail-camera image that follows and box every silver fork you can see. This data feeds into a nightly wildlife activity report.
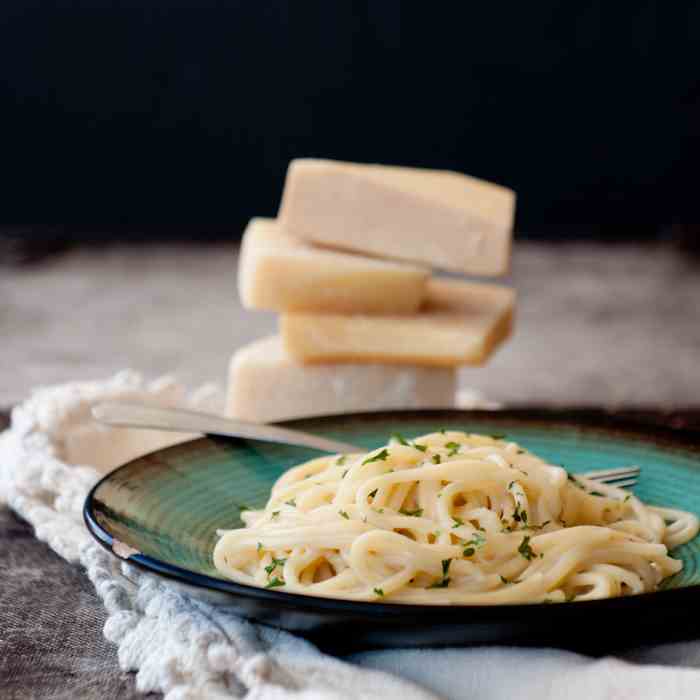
[578,465,639,489]
[92,402,640,489]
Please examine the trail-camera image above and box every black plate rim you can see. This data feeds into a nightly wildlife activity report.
[83,407,700,622]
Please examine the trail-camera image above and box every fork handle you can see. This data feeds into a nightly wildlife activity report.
[91,402,362,455]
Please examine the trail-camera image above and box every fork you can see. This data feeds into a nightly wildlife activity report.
[92,402,639,489]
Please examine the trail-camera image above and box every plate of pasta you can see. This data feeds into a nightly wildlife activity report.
[85,409,700,649]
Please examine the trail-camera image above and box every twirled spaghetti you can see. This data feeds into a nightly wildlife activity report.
[213,431,699,604]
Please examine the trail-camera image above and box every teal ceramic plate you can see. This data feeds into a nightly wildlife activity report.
[84,409,700,651]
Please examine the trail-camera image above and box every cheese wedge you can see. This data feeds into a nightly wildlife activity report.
[226,335,456,422]
[281,279,515,367]
[238,217,428,314]
[278,159,515,276]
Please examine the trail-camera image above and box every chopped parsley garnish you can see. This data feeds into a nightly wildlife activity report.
[589,491,605,497]
[465,531,486,548]
[518,535,535,560]
[399,507,424,517]
[373,588,384,597]
[500,575,509,584]
[342,470,348,478]
[413,443,428,452]
[528,520,550,531]
[517,449,526,454]
[362,449,390,465]
[368,488,378,499]
[490,433,506,440]
[445,441,461,457]
[427,560,452,589]
[624,494,632,503]
[512,502,527,524]
[271,511,280,519]
[265,577,285,588]
[336,455,347,466]
[452,516,464,528]
[508,481,515,490]
[463,547,475,557]
[391,432,410,446]
[264,557,287,576]
[432,454,442,464]
[339,510,350,519]
[285,499,296,507]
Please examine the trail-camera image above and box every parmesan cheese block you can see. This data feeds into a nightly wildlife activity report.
[238,217,428,314]
[226,335,456,422]
[278,159,516,276]
[281,279,515,367]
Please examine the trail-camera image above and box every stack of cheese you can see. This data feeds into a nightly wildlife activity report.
[226,159,516,422]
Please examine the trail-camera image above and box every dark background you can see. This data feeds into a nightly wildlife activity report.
[1,1,698,248]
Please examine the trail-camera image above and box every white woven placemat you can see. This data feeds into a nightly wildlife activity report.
[0,372,441,699]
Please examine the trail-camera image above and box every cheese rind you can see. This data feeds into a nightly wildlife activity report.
[281,279,515,367]
[278,159,515,276]
[238,217,428,314]
[226,335,456,422]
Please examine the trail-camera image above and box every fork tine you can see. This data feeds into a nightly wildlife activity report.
[597,477,638,489]
[580,466,640,480]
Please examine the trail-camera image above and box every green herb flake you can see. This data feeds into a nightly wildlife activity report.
[336,455,347,466]
[399,507,424,517]
[500,575,509,584]
[442,559,452,576]
[391,432,410,446]
[431,454,442,464]
[341,470,348,479]
[339,510,350,520]
[463,547,475,557]
[490,433,506,440]
[373,587,384,597]
[271,511,280,519]
[285,499,296,507]
[624,494,632,503]
[264,557,287,576]
[518,535,535,560]
[368,488,378,499]
[427,577,451,589]
[445,441,461,457]
[589,491,605,497]
[362,449,390,465]
[265,577,285,589]
[508,481,515,490]
[452,517,464,529]
[439,428,447,434]
[413,443,428,452]
[466,531,486,548]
